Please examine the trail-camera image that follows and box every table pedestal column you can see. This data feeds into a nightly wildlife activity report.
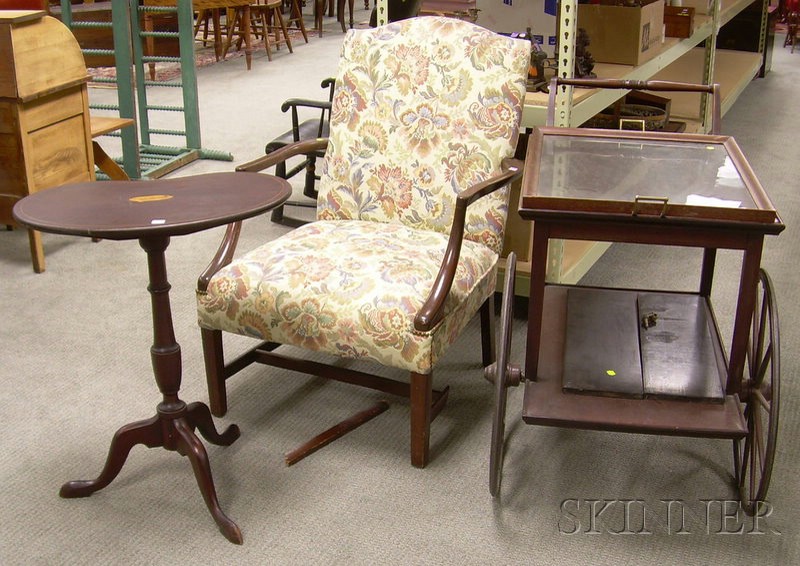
[59,235,243,544]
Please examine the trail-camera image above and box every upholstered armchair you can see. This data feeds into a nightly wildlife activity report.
[196,16,529,468]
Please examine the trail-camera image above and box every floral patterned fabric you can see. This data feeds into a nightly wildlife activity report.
[198,17,529,374]
[317,16,530,255]
[198,220,499,373]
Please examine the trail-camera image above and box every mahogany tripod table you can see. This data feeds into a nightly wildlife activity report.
[13,172,291,544]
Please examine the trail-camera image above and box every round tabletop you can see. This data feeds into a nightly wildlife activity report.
[12,172,292,240]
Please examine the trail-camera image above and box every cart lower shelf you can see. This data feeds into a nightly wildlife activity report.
[523,285,748,439]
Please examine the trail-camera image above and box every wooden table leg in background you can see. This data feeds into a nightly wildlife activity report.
[27,229,45,273]
[90,116,135,181]
[243,5,253,70]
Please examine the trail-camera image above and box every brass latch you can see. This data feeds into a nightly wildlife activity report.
[632,195,669,217]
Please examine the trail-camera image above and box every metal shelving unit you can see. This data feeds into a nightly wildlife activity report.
[527,0,762,131]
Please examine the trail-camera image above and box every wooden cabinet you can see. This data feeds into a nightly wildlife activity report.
[0,10,94,272]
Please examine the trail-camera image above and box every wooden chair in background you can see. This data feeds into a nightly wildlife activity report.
[264,77,335,226]
[248,0,294,60]
[282,0,309,42]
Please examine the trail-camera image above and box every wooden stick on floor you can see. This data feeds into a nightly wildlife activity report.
[284,400,390,466]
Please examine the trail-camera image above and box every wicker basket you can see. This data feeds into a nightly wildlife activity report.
[584,103,669,131]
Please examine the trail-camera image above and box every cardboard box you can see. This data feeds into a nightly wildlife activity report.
[577,0,666,66]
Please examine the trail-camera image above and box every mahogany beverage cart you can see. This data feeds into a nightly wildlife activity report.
[489,125,784,515]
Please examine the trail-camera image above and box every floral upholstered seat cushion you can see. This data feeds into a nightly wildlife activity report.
[197,220,499,374]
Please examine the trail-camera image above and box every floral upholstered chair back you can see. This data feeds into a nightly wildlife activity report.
[316,17,530,256]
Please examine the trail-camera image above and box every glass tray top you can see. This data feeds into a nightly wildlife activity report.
[522,128,778,223]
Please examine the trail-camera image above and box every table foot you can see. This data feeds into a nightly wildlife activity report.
[60,415,161,498]
[60,405,242,543]
[174,418,243,544]
[186,401,241,446]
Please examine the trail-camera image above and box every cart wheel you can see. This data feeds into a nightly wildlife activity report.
[734,268,780,516]
[485,252,524,497]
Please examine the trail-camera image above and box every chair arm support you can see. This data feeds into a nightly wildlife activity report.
[321,76,336,91]
[279,77,334,112]
[199,138,330,290]
[414,157,524,332]
[280,98,333,113]
[236,138,330,173]
[197,221,243,293]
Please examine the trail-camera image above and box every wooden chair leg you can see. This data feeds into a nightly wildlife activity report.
[303,155,318,199]
[335,0,346,32]
[221,8,241,59]
[211,9,223,60]
[274,8,294,52]
[480,295,496,368]
[347,0,354,29]
[253,7,274,61]
[287,0,309,43]
[201,328,229,417]
[410,371,433,468]
[313,0,324,37]
[265,5,294,53]
[194,9,214,47]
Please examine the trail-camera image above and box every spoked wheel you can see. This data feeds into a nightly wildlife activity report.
[734,268,780,515]
[485,252,524,497]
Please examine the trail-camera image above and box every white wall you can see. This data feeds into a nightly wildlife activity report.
[476,0,558,56]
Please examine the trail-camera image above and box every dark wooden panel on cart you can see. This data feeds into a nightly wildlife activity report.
[638,292,725,401]
[563,287,643,398]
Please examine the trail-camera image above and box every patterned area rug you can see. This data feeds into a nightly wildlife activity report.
[87,35,299,83]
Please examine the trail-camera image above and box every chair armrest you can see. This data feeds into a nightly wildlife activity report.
[197,221,243,293]
[280,98,332,113]
[199,139,329,289]
[414,157,524,332]
[321,76,336,93]
[237,138,330,173]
